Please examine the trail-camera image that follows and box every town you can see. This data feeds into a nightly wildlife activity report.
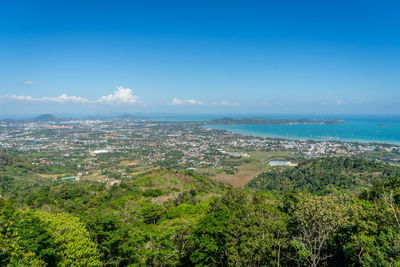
[1,117,399,185]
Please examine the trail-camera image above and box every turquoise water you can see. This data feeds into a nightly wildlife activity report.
[204,118,400,145]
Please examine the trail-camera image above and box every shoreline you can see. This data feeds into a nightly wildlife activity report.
[203,124,400,146]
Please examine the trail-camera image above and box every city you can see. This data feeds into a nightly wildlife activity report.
[1,117,399,186]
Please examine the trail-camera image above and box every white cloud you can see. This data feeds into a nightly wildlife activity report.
[184,99,203,105]
[97,87,138,104]
[24,81,35,85]
[171,98,184,105]
[219,100,239,106]
[336,99,343,104]
[43,94,89,103]
[7,94,88,103]
[1,86,139,105]
[11,95,35,101]
[170,98,203,105]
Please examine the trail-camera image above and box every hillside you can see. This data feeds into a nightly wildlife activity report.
[1,152,400,266]
[248,157,399,193]
[33,114,59,122]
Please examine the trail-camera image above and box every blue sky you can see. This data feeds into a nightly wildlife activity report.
[1,0,400,115]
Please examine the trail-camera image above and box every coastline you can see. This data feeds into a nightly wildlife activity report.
[203,124,400,146]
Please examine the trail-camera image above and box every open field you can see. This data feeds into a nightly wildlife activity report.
[200,151,298,187]
[39,173,67,179]
[119,160,140,167]
[79,170,106,181]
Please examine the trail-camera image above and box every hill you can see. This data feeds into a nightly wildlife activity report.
[112,114,149,120]
[2,151,400,266]
[33,114,59,122]
[248,157,400,193]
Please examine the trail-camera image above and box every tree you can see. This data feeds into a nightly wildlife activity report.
[13,211,57,265]
[0,206,44,266]
[292,195,350,267]
[381,185,400,231]
[190,189,287,266]
[225,194,287,266]
[342,199,399,266]
[139,203,165,224]
[36,211,101,267]
[83,213,129,265]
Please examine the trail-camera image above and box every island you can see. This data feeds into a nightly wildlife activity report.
[205,117,343,125]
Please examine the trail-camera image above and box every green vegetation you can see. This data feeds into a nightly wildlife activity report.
[1,151,400,266]
[248,157,398,194]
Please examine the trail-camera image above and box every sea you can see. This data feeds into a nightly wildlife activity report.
[3,113,400,145]
[156,114,400,145]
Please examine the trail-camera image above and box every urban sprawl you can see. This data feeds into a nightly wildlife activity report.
[1,119,399,184]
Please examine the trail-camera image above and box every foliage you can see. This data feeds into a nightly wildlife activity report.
[291,195,351,267]
[1,152,400,266]
[249,157,396,194]
[0,204,45,266]
[36,211,101,267]
[190,189,287,266]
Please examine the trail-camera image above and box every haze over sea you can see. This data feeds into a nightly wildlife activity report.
[193,114,400,145]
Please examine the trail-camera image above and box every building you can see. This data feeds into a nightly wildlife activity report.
[269,161,297,167]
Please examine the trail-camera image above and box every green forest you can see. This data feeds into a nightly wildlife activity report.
[1,151,400,266]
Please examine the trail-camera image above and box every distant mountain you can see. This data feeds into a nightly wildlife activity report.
[83,114,149,121]
[206,117,343,125]
[33,114,59,122]
[1,118,18,123]
[112,114,149,121]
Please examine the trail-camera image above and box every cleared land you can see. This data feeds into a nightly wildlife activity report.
[199,151,298,187]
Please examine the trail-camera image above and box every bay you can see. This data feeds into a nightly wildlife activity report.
[202,116,400,145]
